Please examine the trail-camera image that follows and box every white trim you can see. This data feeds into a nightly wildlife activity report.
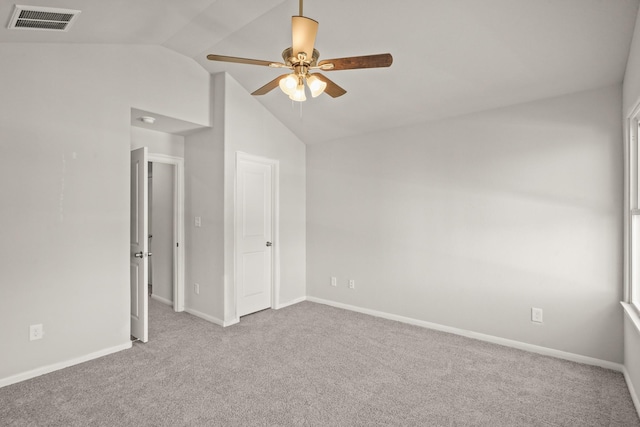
[273,162,281,312]
[150,294,173,306]
[624,366,640,418]
[147,153,185,313]
[625,113,631,303]
[625,100,640,305]
[234,152,280,319]
[275,296,306,310]
[0,341,132,388]
[307,297,624,372]
[224,318,240,327]
[184,308,227,327]
[623,302,640,335]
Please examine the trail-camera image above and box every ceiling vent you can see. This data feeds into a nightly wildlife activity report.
[8,5,81,31]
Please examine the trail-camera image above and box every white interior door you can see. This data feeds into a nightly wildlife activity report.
[236,158,273,317]
[130,147,149,342]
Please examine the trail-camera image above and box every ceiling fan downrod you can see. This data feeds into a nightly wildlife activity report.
[299,0,303,16]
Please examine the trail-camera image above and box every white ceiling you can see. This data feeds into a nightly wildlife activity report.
[1,0,638,144]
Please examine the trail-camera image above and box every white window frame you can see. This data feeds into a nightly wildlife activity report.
[625,102,640,314]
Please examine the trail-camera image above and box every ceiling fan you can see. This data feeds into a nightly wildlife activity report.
[206,0,393,102]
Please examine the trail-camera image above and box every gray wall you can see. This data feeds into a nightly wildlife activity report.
[184,125,225,322]
[307,85,624,363]
[0,43,210,382]
[131,127,185,158]
[622,4,640,407]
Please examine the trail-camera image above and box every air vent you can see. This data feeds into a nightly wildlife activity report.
[8,5,80,31]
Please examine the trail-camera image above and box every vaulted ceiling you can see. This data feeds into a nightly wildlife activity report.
[1,0,638,144]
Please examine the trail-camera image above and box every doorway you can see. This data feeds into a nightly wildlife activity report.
[148,162,175,306]
[148,153,185,313]
[130,149,185,342]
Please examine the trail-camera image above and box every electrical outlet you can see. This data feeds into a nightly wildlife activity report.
[194,216,202,227]
[194,283,200,295]
[531,307,543,323]
[348,279,355,289]
[331,277,337,287]
[29,324,43,341]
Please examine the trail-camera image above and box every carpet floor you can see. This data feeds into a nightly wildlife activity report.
[1,298,639,426]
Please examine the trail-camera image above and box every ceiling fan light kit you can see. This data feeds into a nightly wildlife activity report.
[207,0,392,102]
[306,74,327,98]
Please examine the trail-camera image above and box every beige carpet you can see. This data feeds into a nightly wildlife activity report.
[1,298,639,426]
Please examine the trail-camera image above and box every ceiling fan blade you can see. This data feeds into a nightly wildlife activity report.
[313,73,347,98]
[318,53,393,71]
[207,54,281,67]
[292,16,318,60]
[252,74,291,96]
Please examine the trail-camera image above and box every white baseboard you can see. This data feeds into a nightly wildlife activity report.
[224,317,240,327]
[150,294,173,306]
[306,296,624,372]
[0,341,132,389]
[184,307,226,327]
[275,296,306,310]
[624,367,640,417]
[191,298,307,328]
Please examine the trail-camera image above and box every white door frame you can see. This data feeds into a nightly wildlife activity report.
[234,152,280,319]
[148,153,185,312]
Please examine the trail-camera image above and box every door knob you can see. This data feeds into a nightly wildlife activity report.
[266,241,273,247]
[147,252,152,257]
[134,252,144,258]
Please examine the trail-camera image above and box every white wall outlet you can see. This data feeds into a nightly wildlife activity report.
[348,279,355,289]
[531,307,543,323]
[194,283,200,295]
[331,277,337,287]
[29,324,43,341]
[194,216,202,227]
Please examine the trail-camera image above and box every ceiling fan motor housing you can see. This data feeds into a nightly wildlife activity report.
[282,47,319,67]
